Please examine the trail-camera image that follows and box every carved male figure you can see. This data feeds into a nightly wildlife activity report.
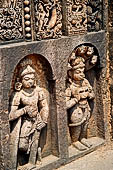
[66,54,94,151]
[9,59,49,169]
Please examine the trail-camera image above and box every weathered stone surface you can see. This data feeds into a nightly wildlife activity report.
[0,31,109,170]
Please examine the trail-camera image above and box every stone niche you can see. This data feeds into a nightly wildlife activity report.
[0,31,108,170]
[9,54,58,170]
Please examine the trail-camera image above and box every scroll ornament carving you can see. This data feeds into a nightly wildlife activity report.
[34,0,62,40]
[66,0,87,34]
[9,59,49,169]
[66,45,97,151]
[0,0,23,41]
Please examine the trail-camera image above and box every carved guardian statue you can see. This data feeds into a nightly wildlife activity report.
[9,59,49,170]
[66,53,95,151]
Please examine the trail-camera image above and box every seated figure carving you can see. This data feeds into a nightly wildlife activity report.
[66,55,94,151]
[9,59,49,169]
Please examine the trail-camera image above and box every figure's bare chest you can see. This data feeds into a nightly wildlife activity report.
[20,91,39,106]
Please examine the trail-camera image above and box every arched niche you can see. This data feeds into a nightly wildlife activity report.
[9,54,58,169]
[66,43,105,155]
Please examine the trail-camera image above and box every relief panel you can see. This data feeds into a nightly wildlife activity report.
[0,0,23,42]
[66,0,87,35]
[87,0,103,32]
[34,0,62,40]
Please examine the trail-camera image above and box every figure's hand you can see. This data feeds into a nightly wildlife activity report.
[37,121,46,130]
[24,106,37,117]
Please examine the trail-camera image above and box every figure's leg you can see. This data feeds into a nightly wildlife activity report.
[70,126,87,151]
[19,120,31,152]
[67,126,71,145]
[18,131,40,169]
[29,130,40,165]
[70,126,81,143]
[79,121,88,140]
[18,121,31,166]
[80,121,92,148]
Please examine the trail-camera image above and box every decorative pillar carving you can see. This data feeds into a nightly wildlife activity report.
[24,0,32,40]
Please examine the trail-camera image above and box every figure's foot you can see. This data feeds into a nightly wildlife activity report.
[36,160,42,165]
[81,138,92,148]
[18,163,36,170]
[72,141,87,151]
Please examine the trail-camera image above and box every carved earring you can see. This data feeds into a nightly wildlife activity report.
[15,82,22,91]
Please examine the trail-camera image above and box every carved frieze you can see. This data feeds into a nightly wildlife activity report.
[0,0,104,42]
[34,0,62,40]
[87,0,103,32]
[0,0,23,42]
[66,0,87,35]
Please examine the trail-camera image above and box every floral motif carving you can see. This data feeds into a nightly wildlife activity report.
[66,0,87,35]
[34,0,62,40]
[0,0,23,41]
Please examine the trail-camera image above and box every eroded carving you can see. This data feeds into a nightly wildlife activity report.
[87,0,103,32]
[66,45,98,151]
[34,0,62,40]
[0,0,23,41]
[9,59,49,169]
[66,0,87,35]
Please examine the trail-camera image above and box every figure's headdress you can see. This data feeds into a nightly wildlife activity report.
[68,54,85,71]
[19,58,35,77]
[15,58,36,91]
[20,65,35,77]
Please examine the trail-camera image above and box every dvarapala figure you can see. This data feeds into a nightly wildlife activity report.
[9,59,49,169]
[66,54,94,151]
